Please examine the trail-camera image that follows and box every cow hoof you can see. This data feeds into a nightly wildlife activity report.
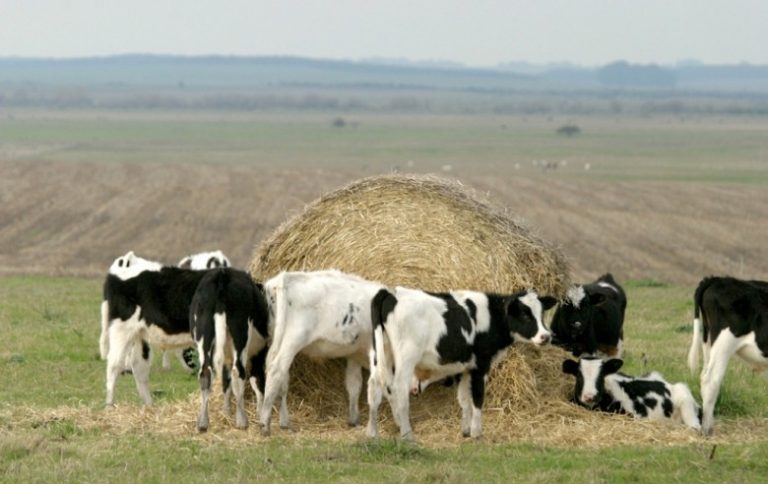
[260,425,271,437]
[462,430,471,438]
[197,425,208,433]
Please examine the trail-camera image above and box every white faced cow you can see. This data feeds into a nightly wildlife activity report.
[549,273,626,358]
[190,267,269,431]
[101,251,209,405]
[563,357,702,430]
[687,276,768,435]
[366,286,556,440]
[259,270,386,435]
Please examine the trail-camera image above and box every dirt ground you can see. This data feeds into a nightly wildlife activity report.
[1,158,766,284]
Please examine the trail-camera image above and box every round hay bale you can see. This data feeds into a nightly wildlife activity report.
[248,173,571,440]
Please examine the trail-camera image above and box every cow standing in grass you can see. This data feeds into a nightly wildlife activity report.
[687,276,768,435]
[190,267,268,431]
[366,286,556,440]
[101,251,209,405]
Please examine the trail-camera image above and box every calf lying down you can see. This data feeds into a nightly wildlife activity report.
[562,357,701,430]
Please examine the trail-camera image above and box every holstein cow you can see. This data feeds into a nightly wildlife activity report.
[101,251,209,405]
[190,267,269,431]
[563,357,701,430]
[687,276,768,435]
[259,270,386,435]
[550,273,626,358]
[366,287,556,440]
[99,250,231,372]
[164,250,231,371]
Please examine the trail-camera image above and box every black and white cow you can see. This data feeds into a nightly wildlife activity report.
[687,276,768,435]
[259,270,386,435]
[101,251,210,405]
[99,250,231,372]
[190,267,269,431]
[563,357,702,430]
[366,287,556,439]
[550,273,626,358]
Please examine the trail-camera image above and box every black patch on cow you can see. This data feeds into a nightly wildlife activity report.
[550,273,626,356]
[141,340,151,360]
[427,292,475,365]
[182,347,197,370]
[696,276,768,357]
[465,299,477,322]
[206,257,220,269]
[370,289,397,367]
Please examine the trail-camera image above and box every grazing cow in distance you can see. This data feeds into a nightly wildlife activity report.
[101,251,209,405]
[563,357,702,430]
[259,270,386,435]
[366,287,556,440]
[687,276,768,435]
[550,273,626,358]
[190,267,269,431]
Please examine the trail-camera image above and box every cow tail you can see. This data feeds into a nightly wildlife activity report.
[265,273,288,371]
[370,289,396,387]
[687,278,709,374]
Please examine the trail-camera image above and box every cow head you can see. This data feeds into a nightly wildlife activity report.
[108,251,162,280]
[562,357,623,408]
[505,291,557,345]
[549,285,609,355]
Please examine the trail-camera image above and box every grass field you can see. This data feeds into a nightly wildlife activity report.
[2,276,768,481]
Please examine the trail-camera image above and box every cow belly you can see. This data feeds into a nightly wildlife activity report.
[736,333,768,368]
[146,325,193,350]
[302,339,363,360]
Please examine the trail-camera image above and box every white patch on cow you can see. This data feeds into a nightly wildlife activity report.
[178,250,231,270]
[451,291,491,333]
[596,281,620,294]
[146,325,194,350]
[578,358,603,406]
[566,285,586,308]
[516,291,551,345]
[108,251,162,280]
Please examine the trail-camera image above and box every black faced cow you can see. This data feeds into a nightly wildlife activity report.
[366,287,556,440]
[687,276,768,435]
[550,273,626,358]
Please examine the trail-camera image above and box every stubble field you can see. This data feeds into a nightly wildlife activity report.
[1,109,768,481]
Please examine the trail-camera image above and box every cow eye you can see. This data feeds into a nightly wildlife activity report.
[118,259,124,267]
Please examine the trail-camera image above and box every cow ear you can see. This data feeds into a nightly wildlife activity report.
[603,359,623,374]
[588,292,607,305]
[562,360,579,376]
[179,257,192,269]
[539,296,557,311]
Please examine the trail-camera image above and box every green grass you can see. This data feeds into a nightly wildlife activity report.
[3,109,768,184]
[1,276,768,481]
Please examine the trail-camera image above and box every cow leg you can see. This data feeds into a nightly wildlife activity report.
[700,331,738,436]
[249,348,268,414]
[391,352,419,440]
[130,339,153,406]
[456,371,472,437]
[345,359,363,427]
[468,369,487,438]
[195,332,214,432]
[366,372,384,438]
[99,301,109,360]
[213,313,233,417]
[231,352,249,430]
[260,338,304,435]
[161,350,171,370]
[105,323,132,406]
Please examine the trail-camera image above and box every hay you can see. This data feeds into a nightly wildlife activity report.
[249,173,569,296]
[247,173,583,442]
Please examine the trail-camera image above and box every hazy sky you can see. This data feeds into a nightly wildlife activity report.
[1,0,766,66]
